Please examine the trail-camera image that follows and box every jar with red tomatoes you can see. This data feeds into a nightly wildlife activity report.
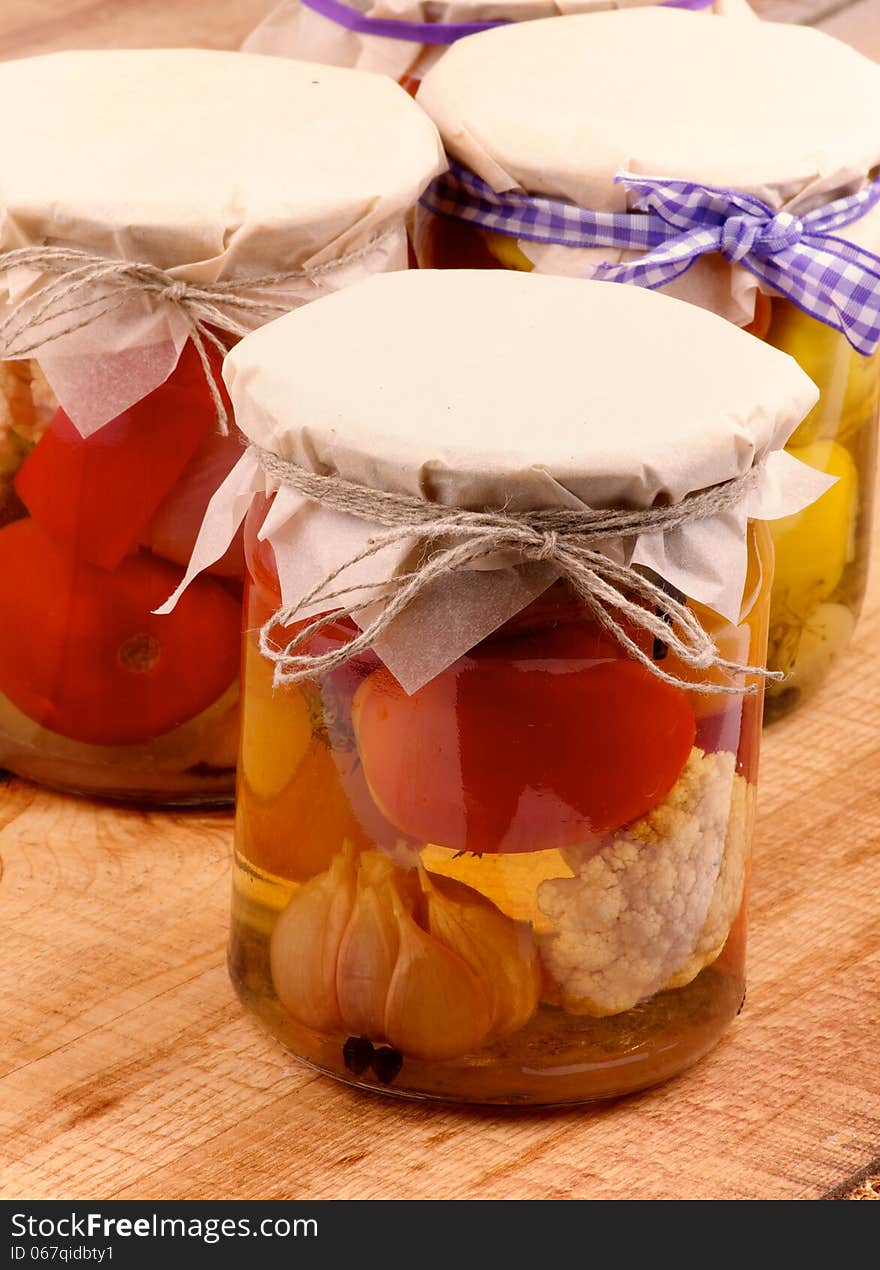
[0,49,443,804]
[173,269,825,1103]
[414,9,880,721]
[241,0,747,94]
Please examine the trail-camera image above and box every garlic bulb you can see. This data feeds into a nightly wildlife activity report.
[270,847,540,1062]
[269,842,357,1032]
[335,853,406,1038]
[420,869,542,1037]
[384,892,491,1061]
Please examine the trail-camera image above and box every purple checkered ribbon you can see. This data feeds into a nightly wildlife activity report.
[300,0,713,47]
[420,162,880,354]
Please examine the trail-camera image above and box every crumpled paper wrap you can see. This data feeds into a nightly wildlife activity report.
[161,269,829,692]
[414,9,880,326]
[0,48,445,435]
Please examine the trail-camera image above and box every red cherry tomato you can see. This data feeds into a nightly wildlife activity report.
[141,427,246,577]
[0,518,241,745]
[352,623,696,854]
[15,341,225,571]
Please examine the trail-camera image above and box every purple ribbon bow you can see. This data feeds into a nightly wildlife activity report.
[300,0,713,48]
[420,162,880,355]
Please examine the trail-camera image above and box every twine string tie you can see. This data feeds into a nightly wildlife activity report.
[253,447,779,696]
[0,236,396,433]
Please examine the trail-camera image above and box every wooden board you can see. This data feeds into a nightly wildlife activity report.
[1,0,879,1203]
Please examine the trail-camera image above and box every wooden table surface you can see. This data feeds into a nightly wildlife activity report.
[1,0,879,1203]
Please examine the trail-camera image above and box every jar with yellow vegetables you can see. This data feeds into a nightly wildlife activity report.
[413,9,880,720]
[0,49,443,803]
[171,269,825,1103]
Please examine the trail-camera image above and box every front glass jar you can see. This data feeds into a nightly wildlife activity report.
[413,211,880,722]
[0,342,244,804]
[230,497,773,1105]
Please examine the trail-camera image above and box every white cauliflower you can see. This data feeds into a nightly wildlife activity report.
[0,361,56,514]
[538,748,752,1017]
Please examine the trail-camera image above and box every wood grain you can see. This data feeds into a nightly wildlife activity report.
[1,0,879,1203]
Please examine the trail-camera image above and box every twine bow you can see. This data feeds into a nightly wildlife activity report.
[254,448,779,696]
[0,236,395,433]
[420,164,880,355]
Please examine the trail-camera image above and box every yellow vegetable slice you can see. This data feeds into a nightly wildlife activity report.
[239,637,313,799]
[420,843,573,935]
[770,440,857,618]
[483,230,535,272]
[766,303,880,446]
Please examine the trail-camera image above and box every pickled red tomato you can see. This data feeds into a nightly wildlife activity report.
[352,624,696,854]
[142,428,246,578]
[15,340,225,572]
[0,518,241,745]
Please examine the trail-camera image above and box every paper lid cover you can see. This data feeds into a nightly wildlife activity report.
[416,11,880,210]
[164,268,826,690]
[0,48,445,275]
[225,267,816,507]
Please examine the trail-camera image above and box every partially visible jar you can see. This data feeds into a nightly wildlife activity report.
[762,302,879,719]
[241,0,747,94]
[0,343,245,804]
[413,218,880,721]
[173,268,823,1103]
[413,8,880,721]
[0,48,443,804]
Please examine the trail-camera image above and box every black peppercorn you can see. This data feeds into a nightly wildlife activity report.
[342,1035,375,1076]
[372,1046,404,1084]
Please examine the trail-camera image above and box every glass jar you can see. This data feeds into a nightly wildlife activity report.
[413,213,880,722]
[762,300,880,720]
[229,496,773,1105]
[0,341,244,804]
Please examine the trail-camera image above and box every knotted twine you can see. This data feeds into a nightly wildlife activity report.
[0,234,397,433]
[254,446,780,695]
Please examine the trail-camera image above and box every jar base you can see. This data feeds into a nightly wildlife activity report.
[0,756,235,809]
[229,912,745,1108]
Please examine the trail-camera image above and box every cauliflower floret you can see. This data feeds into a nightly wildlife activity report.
[0,361,56,481]
[0,361,55,444]
[0,361,57,519]
[538,748,752,1017]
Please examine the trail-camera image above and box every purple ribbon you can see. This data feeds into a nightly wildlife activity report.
[420,162,880,355]
[300,0,713,47]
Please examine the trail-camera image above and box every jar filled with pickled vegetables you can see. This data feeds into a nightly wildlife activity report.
[173,269,824,1103]
[413,9,880,721]
[242,0,745,93]
[0,49,443,804]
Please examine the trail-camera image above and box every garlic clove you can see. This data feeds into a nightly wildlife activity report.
[384,892,492,1061]
[335,854,403,1039]
[421,869,540,1038]
[270,842,357,1032]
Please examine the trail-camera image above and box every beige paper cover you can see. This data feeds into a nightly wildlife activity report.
[166,269,826,690]
[244,0,750,83]
[0,48,445,432]
[415,10,880,323]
